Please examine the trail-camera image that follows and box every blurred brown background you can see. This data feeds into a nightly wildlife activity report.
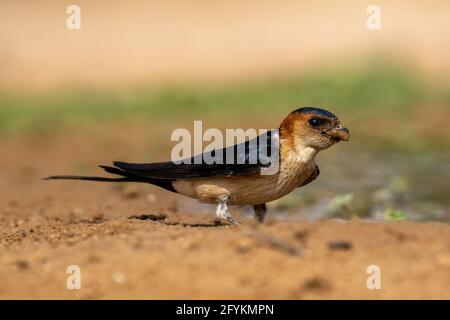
[1,0,450,90]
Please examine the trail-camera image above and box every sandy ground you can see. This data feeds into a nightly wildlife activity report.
[0,131,449,300]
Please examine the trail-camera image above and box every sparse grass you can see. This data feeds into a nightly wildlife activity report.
[0,61,449,150]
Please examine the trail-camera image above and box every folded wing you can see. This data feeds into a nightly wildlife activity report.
[108,130,279,180]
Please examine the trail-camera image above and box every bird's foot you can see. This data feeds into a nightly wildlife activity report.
[224,215,240,226]
[216,198,240,226]
[253,203,267,223]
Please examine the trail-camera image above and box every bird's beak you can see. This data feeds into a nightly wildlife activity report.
[328,126,350,141]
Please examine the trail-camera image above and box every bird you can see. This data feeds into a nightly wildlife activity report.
[45,107,349,225]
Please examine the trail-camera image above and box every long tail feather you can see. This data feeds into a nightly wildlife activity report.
[44,166,177,193]
[43,175,132,182]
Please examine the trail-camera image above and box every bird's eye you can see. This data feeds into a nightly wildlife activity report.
[308,118,321,127]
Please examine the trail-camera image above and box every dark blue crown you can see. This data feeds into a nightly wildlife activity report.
[293,107,338,120]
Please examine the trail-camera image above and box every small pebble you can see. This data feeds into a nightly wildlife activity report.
[112,272,126,284]
[146,193,157,203]
[15,260,29,270]
[328,240,352,251]
[436,254,450,268]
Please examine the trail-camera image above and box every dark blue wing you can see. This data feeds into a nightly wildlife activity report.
[110,130,279,180]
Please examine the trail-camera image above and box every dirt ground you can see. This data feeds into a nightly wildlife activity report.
[0,131,449,300]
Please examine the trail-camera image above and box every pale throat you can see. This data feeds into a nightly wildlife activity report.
[294,145,318,163]
[280,138,318,164]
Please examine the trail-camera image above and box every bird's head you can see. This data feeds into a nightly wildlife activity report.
[280,107,350,152]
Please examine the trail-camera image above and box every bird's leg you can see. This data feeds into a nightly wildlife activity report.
[216,196,240,225]
[253,203,267,223]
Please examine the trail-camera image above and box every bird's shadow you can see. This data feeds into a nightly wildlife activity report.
[163,221,229,228]
[128,213,229,228]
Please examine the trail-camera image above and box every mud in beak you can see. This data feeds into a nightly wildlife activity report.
[329,127,350,141]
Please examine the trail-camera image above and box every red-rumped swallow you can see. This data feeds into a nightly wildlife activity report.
[46,107,350,225]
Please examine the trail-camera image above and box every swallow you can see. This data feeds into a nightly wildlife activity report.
[46,107,350,225]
